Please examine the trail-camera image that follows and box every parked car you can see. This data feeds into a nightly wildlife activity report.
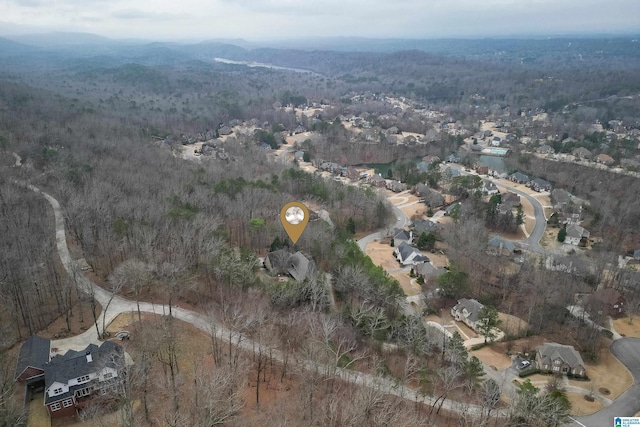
[518,360,531,370]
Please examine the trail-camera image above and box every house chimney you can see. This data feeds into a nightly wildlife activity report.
[86,351,93,363]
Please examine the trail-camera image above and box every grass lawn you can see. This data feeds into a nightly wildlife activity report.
[566,392,603,416]
[471,345,512,370]
[613,317,640,338]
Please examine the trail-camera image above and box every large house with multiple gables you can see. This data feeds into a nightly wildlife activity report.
[15,336,125,419]
[535,342,586,377]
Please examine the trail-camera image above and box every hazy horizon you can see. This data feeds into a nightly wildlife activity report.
[1,0,639,42]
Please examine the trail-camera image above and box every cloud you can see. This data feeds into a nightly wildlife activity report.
[111,8,188,22]
[0,0,639,40]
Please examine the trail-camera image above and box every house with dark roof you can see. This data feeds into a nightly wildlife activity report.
[15,339,125,419]
[535,343,586,377]
[487,236,516,256]
[264,250,315,282]
[412,219,440,235]
[565,224,590,246]
[412,263,446,283]
[392,228,413,245]
[394,242,429,266]
[15,336,51,383]
[451,299,485,331]
[589,288,625,318]
[529,177,552,192]
[509,172,529,184]
[481,179,499,195]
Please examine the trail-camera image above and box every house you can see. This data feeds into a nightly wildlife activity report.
[509,172,530,184]
[412,263,446,283]
[529,177,552,192]
[475,165,489,175]
[572,147,592,159]
[634,249,640,261]
[14,335,50,383]
[15,338,125,419]
[294,151,305,161]
[265,250,315,282]
[589,288,625,318]
[445,203,460,216]
[551,189,572,210]
[501,192,521,206]
[287,251,313,282]
[412,219,440,235]
[394,242,429,266]
[451,299,484,332]
[445,153,461,163]
[487,236,516,256]
[565,224,590,246]
[491,137,502,147]
[536,144,555,155]
[481,179,499,195]
[535,343,586,377]
[594,153,615,166]
[370,174,386,188]
[386,180,407,193]
[417,161,432,173]
[392,228,413,245]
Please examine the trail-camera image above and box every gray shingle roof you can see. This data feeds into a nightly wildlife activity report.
[15,336,51,381]
[287,251,313,282]
[454,298,484,322]
[536,342,585,370]
[44,341,124,405]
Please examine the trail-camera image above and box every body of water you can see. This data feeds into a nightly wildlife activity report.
[214,57,321,76]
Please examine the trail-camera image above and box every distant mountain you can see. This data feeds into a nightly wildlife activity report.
[0,36,37,56]
[8,32,116,48]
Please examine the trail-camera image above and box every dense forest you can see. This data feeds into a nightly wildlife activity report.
[1,35,640,426]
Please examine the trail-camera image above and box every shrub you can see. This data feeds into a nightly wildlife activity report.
[518,367,540,378]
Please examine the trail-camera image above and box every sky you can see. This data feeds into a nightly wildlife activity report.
[1,0,639,41]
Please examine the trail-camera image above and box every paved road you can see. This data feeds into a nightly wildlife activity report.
[357,202,409,251]
[493,181,547,253]
[570,338,640,427]
[22,181,497,419]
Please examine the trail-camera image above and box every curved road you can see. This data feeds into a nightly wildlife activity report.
[570,338,640,427]
[493,181,547,254]
[18,181,493,419]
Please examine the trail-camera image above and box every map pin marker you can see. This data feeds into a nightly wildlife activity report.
[280,201,309,244]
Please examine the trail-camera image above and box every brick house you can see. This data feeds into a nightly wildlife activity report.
[15,338,125,419]
[535,343,586,377]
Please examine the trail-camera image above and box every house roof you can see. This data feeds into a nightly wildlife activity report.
[566,224,590,240]
[536,342,585,369]
[532,177,551,188]
[265,249,291,274]
[510,172,529,182]
[44,341,124,404]
[287,251,313,282]
[592,288,623,306]
[393,228,412,242]
[413,220,439,235]
[396,242,429,264]
[453,298,484,322]
[488,236,516,254]
[414,263,446,279]
[634,249,640,260]
[15,336,51,381]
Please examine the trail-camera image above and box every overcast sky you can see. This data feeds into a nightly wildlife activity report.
[1,0,639,41]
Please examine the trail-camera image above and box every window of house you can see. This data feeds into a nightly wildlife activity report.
[50,402,61,411]
[53,388,63,394]
[77,375,90,383]
[553,366,559,371]
[63,398,73,408]
[103,373,112,379]
[76,387,92,397]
